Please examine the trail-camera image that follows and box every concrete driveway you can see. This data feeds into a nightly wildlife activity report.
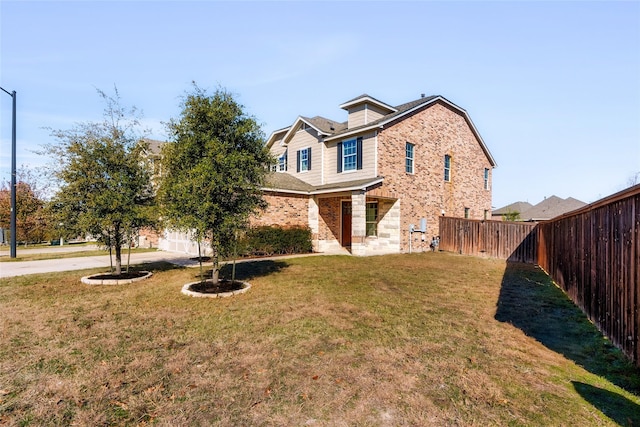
[0,250,191,279]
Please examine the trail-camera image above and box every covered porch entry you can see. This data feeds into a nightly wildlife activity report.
[315,187,400,256]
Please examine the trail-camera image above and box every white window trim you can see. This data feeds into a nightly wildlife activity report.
[299,147,309,173]
[406,142,415,174]
[444,154,452,182]
[278,150,287,172]
[343,138,357,172]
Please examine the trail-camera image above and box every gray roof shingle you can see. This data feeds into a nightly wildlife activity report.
[264,173,383,195]
[492,201,534,216]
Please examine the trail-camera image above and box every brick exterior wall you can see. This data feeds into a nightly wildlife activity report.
[376,101,493,252]
[138,227,160,248]
[317,196,341,243]
[251,193,310,228]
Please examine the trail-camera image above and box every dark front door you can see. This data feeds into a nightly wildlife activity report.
[342,201,352,247]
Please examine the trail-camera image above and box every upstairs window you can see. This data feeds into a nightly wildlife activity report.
[337,137,363,173]
[296,147,311,172]
[444,154,451,182]
[484,168,490,190]
[405,142,414,174]
[278,150,287,172]
[343,140,357,171]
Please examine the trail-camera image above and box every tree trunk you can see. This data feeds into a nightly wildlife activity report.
[115,244,122,276]
[126,234,132,274]
[197,240,204,281]
[211,248,219,284]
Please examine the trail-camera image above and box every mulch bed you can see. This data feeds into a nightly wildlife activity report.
[86,271,149,280]
[189,279,245,294]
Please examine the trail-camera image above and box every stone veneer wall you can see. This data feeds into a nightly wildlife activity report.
[363,198,401,255]
[377,101,493,252]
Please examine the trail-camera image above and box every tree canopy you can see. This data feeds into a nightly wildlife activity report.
[43,88,156,275]
[158,84,272,282]
[0,170,52,244]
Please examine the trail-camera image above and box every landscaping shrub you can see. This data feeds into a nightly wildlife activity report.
[239,225,312,256]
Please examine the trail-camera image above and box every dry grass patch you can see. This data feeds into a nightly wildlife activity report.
[0,253,638,426]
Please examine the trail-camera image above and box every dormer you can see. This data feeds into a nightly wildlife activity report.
[339,94,397,129]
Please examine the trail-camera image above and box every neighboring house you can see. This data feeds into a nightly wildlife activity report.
[520,196,586,221]
[491,201,533,221]
[252,93,497,255]
[493,196,586,222]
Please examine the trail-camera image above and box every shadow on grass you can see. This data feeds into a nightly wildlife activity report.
[573,381,640,426]
[136,261,183,273]
[191,260,289,282]
[495,262,640,396]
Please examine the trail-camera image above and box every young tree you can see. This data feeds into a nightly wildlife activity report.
[502,209,521,222]
[158,84,272,283]
[43,88,156,275]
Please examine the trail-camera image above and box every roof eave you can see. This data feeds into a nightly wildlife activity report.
[310,177,384,195]
[262,177,385,196]
[339,96,398,113]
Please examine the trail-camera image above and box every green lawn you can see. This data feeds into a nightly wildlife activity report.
[0,252,638,426]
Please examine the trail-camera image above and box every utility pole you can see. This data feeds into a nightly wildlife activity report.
[1,86,17,258]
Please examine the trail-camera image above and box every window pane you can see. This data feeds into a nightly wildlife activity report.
[279,154,286,171]
[444,155,451,181]
[366,202,378,236]
[406,143,414,173]
[300,148,308,171]
[343,139,357,171]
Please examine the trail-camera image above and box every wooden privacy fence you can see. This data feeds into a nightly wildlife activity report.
[439,184,640,365]
[438,217,537,263]
[537,185,640,366]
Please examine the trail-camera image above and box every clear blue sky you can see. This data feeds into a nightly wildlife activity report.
[1,1,639,209]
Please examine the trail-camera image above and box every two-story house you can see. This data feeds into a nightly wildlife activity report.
[252,93,497,255]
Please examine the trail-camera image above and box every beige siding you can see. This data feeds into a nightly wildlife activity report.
[285,128,323,186]
[366,105,387,123]
[269,141,286,158]
[323,131,377,184]
[347,104,366,128]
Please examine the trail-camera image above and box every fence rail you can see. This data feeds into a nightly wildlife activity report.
[439,184,640,366]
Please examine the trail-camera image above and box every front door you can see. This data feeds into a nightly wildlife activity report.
[342,201,352,247]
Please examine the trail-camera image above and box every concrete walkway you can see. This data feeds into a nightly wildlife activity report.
[0,247,351,279]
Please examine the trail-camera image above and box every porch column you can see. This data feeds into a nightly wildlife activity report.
[308,196,319,252]
[351,190,367,256]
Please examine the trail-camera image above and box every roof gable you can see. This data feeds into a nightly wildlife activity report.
[265,126,291,149]
[339,94,397,113]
